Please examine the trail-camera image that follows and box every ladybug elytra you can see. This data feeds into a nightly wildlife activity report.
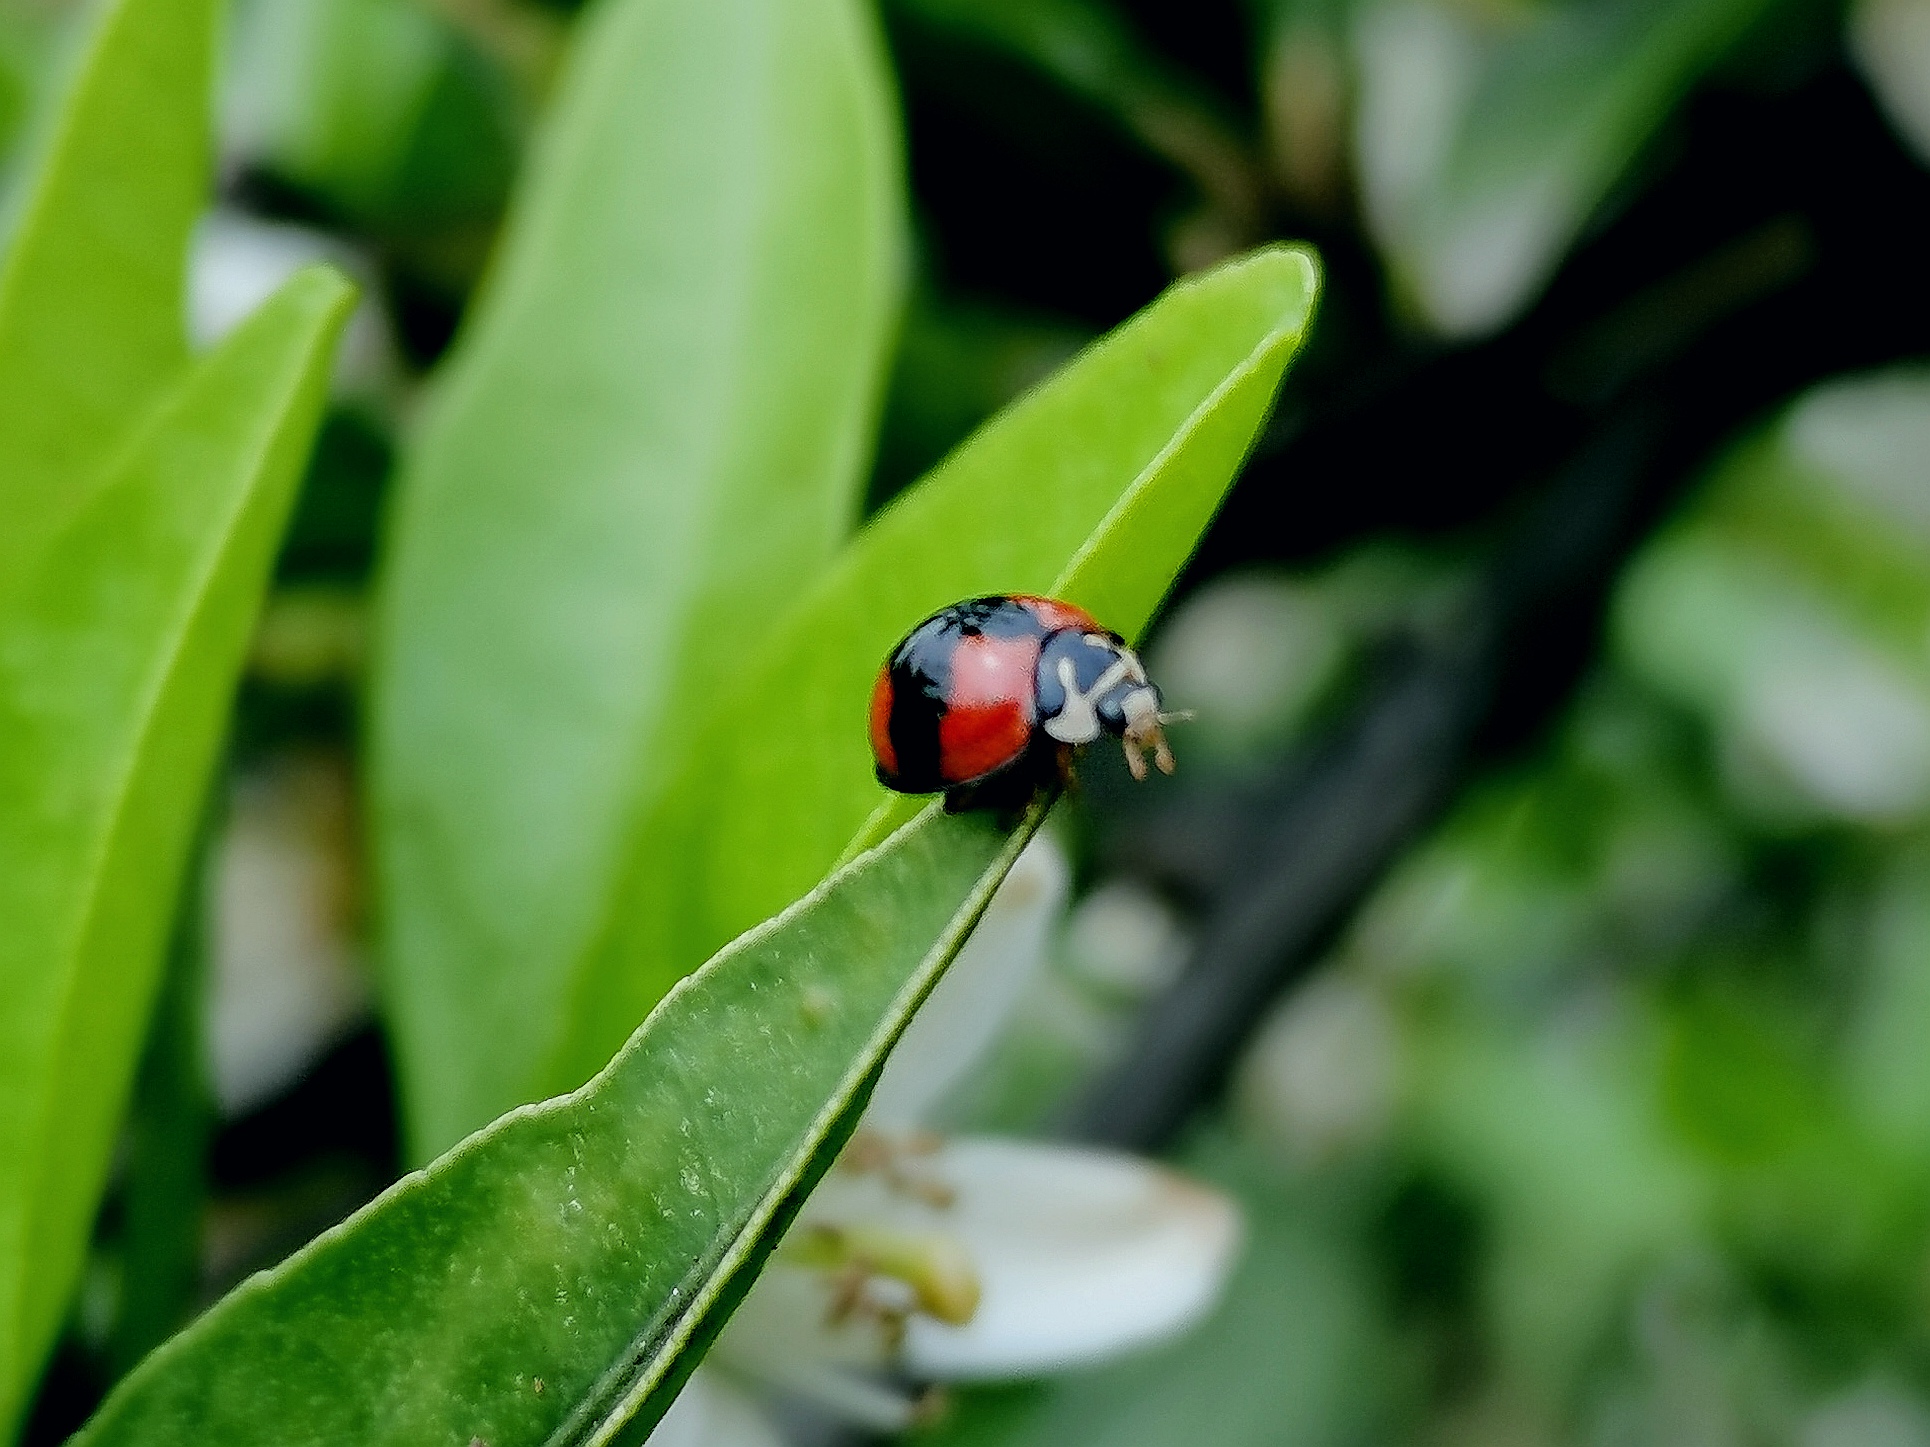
[869,594,1178,810]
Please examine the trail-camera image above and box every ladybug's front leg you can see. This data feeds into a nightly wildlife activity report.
[944,748,1063,816]
[1052,741,1079,793]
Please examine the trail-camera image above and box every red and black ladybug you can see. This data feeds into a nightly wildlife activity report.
[869,594,1178,810]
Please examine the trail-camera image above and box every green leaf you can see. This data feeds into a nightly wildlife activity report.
[75,802,1040,1447]
[1611,369,1930,826]
[1851,0,1930,170]
[1354,0,1774,338]
[109,829,214,1380]
[225,0,521,229]
[0,0,216,584]
[372,0,905,1159]
[0,267,354,1431]
[870,287,1091,501]
[1847,849,1930,1163]
[546,245,1322,1119]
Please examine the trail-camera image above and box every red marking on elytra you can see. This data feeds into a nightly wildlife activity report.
[868,669,899,777]
[938,632,1040,783]
[1010,595,1104,636]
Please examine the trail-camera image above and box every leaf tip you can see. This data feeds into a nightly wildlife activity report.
[1240,242,1324,342]
[274,262,361,329]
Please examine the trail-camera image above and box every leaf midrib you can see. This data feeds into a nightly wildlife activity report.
[572,804,1038,1447]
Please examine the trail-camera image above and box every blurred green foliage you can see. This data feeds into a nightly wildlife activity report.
[939,370,1930,1447]
[1,0,1314,1423]
[371,0,907,1159]
[3,0,1929,1439]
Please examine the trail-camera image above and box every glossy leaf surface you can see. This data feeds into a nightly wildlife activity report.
[373,0,904,1159]
[76,803,1036,1447]
[1852,0,1930,168]
[551,245,1322,1104]
[0,0,214,583]
[0,269,353,1431]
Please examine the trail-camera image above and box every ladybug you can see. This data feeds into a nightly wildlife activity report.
[869,594,1178,810]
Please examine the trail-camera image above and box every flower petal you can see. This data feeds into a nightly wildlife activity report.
[803,1137,1242,1380]
[707,1266,922,1431]
[207,749,369,1115]
[646,1370,786,1447]
[713,1257,895,1379]
[866,834,1068,1129]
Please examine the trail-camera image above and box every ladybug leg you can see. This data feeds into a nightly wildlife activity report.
[1054,741,1079,793]
[945,741,1070,816]
[944,771,1025,814]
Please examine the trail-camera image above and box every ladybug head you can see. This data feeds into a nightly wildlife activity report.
[1037,632,1186,781]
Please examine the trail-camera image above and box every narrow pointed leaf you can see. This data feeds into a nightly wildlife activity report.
[546,245,1321,1104]
[0,0,215,583]
[372,0,904,1160]
[1853,0,1930,167]
[0,268,354,1430]
[75,802,1041,1447]
[1354,0,1772,338]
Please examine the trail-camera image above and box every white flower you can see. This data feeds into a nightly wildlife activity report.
[1852,0,1930,169]
[863,832,1072,1133]
[654,834,1244,1442]
[207,749,369,1116]
[646,1372,784,1447]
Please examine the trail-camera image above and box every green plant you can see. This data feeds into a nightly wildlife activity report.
[0,0,1318,1432]
[0,0,354,1424]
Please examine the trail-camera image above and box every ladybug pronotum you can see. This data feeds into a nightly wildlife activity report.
[868,594,1179,811]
